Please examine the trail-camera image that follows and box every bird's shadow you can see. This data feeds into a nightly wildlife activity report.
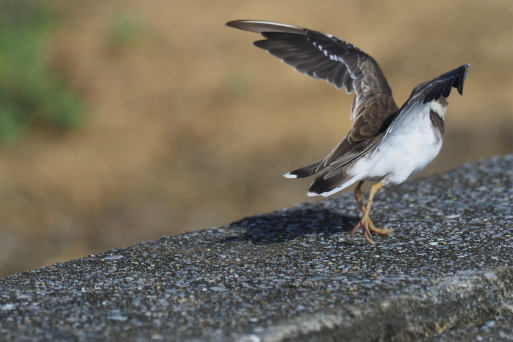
[217,203,359,245]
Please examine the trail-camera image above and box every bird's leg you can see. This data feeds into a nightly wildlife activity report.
[353,181,390,236]
[351,182,391,244]
[354,181,376,230]
[354,181,366,213]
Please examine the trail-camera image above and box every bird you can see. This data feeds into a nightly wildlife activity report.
[226,20,469,244]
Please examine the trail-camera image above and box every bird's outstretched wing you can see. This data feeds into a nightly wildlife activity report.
[226,20,399,168]
[375,64,470,153]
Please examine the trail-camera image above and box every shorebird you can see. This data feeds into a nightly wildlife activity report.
[226,20,469,244]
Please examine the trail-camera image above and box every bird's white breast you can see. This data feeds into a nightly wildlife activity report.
[348,102,443,184]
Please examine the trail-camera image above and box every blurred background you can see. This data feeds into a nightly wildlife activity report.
[0,1,511,276]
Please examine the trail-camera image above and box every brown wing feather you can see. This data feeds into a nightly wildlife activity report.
[319,58,398,169]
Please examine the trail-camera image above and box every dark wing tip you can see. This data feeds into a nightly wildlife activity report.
[415,63,470,104]
[456,63,470,96]
[225,20,240,28]
[226,20,306,35]
[225,20,257,32]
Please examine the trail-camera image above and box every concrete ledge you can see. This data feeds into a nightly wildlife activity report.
[255,267,512,342]
[1,155,512,341]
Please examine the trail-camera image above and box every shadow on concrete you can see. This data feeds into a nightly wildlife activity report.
[217,205,358,245]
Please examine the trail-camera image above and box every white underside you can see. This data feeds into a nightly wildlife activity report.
[349,102,442,185]
[313,102,443,197]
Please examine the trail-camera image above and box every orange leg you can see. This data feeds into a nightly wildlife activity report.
[354,181,390,236]
[354,181,376,228]
[351,182,391,244]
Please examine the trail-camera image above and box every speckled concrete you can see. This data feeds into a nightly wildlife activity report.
[1,155,512,341]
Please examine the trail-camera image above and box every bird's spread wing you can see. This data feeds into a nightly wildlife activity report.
[408,64,469,104]
[375,64,470,153]
[226,20,399,160]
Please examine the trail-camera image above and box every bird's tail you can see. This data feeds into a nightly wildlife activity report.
[284,159,358,197]
[307,171,357,197]
[283,160,322,179]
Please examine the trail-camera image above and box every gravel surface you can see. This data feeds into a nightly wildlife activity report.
[1,155,512,341]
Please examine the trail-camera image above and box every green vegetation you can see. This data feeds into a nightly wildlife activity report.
[0,1,83,145]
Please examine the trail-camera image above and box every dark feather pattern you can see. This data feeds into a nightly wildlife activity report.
[308,169,353,195]
[225,21,400,143]
[429,109,445,137]
[409,64,469,104]
[287,160,322,178]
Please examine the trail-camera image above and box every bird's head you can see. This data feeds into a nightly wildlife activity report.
[430,97,448,119]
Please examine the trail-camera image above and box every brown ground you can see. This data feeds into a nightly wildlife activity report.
[0,1,512,276]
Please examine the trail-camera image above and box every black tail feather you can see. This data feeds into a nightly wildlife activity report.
[308,170,354,196]
[285,160,322,178]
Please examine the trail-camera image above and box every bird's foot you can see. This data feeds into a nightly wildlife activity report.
[351,215,375,245]
[367,220,392,235]
[351,215,391,245]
